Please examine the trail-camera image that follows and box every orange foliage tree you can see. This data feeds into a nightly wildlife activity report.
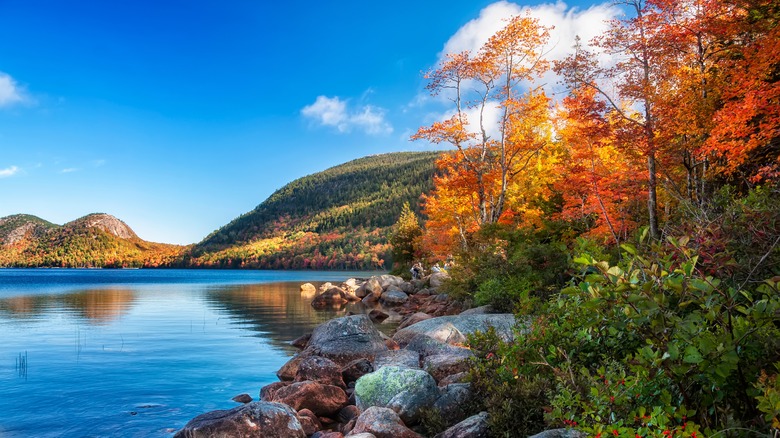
[413,13,555,251]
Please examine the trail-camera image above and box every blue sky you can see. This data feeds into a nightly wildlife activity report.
[0,0,615,244]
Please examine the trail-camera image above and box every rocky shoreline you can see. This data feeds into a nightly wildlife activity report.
[171,273,530,438]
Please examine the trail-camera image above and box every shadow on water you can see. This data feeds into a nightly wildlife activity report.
[0,288,136,325]
[204,282,372,353]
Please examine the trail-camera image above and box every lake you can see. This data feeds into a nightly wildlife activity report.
[0,268,382,437]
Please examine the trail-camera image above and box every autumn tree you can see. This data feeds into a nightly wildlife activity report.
[414,13,554,250]
[390,202,423,271]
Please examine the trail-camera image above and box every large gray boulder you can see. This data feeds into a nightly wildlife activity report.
[355,277,382,298]
[305,314,388,365]
[429,271,450,288]
[379,289,409,307]
[393,314,518,346]
[434,411,489,438]
[354,366,440,425]
[173,401,305,438]
[373,350,421,370]
[433,383,474,426]
[349,406,422,438]
[377,275,405,290]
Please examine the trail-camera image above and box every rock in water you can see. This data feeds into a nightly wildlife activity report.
[354,366,439,425]
[305,314,388,365]
[173,401,305,438]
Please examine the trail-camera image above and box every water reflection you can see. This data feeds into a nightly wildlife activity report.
[203,282,367,353]
[0,288,136,324]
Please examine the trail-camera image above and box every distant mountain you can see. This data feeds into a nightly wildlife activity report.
[0,213,183,268]
[183,151,440,270]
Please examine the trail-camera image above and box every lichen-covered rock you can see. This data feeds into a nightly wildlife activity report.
[379,290,409,307]
[373,350,421,370]
[270,381,348,417]
[354,366,439,425]
[173,401,305,438]
[349,406,422,438]
[305,315,388,365]
[393,314,517,346]
[295,355,346,388]
[434,411,489,438]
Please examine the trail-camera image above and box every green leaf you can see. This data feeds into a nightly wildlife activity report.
[621,244,637,255]
[683,346,703,364]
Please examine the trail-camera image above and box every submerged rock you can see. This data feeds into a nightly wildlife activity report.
[173,401,305,438]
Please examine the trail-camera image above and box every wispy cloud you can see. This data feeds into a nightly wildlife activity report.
[301,95,393,135]
[0,72,28,107]
[60,168,80,174]
[92,159,106,167]
[0,165,20,178]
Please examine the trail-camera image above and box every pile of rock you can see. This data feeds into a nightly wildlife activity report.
[175,273,556,437]
[303,272,463,318]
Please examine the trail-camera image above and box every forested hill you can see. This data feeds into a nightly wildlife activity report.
[184,151,440,270]
[0,213,183,268]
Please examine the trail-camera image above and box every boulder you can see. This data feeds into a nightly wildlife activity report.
[368,309,389,323]
[341,278,362,293]
[459,305,494,315]
[337,405,361,424]
[349,406,422,438]
[397,312,433,330]
[295,355,346,388]
[527,429,588,438]
[354,366,439,425]
[433,383,473,426]
[297,408,323,436]
[361,292,379,304]
[404,335,473,363]
[319,282,335,292]
[173,401,305,438]
[355,277,382,298]
[437,372,469,387]
[400,282,416,294]
[277,354,307,381]
[393,314,517,347]
[373,350,421,370]
[429,271,450,288]
[291,333,311,349]
[231,393,252,403]
[313,432,347,438]
[379,290,409,307]
[270,381,348,417]
[301,283,317,296]
[434,411,489,438]
[260,381,290,401]
[341,358,373,384]
[384,338,400,350]
[312,287,349,308]
[305,315,388,365]
[423,352,473,383]
[378,275,405,290]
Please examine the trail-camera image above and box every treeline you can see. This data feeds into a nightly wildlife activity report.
[184,152,440,269]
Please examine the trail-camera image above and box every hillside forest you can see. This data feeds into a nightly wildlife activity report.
[393,0,780,436]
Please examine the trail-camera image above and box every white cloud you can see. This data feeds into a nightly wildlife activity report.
[0,72,27,107]
[301,95,393,135]
[60,168,79,174]
[441,1,618,66]
[0,165,19,178]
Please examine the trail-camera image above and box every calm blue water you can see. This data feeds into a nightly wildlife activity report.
[0,269,381,437]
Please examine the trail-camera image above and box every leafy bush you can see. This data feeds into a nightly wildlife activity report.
[466,231,780,437]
